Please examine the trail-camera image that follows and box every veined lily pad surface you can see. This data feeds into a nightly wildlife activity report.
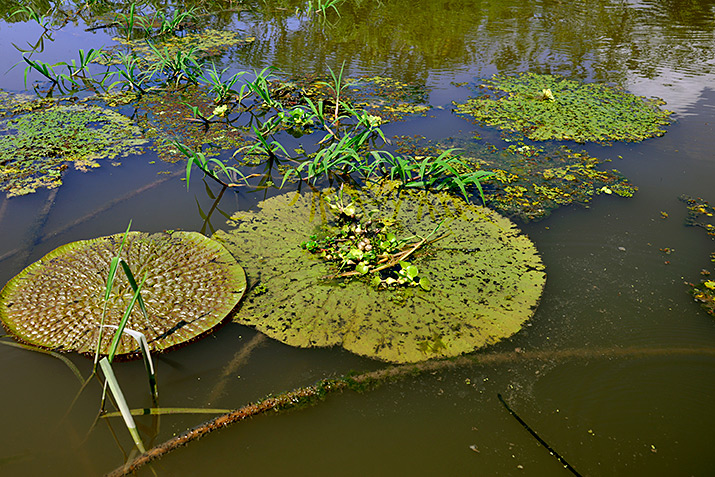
[0,231,246,356]
[214,183,545,363]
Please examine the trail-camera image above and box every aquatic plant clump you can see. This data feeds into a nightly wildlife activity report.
[132,85,248,162]
[453,72,673,143]
[680,195,715,317]
[395,136,637,221]
[481,148,638,221]
[300,193,434,290]
[214,182,545,363]
[99,30,256,67]
[293,75,431,123]
[0,231,246,356]
[0,103,146,197]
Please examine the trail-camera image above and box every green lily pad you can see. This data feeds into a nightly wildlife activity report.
[453,72,673,143]
[0,231,246,356]
[214,182,545,363]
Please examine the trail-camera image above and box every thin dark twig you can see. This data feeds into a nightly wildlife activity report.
[497,393,583,477]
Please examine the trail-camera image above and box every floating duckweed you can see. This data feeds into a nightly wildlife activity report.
[99,29,256,66]
[396,135,637,221]
[292,75,431,123]
[0,89,55,118]
[680,195,715,317]
[0,103,146,197]
[453,72,673,143]
[214,182,545,363]
[0,231,246,356]
[133,85,248,162]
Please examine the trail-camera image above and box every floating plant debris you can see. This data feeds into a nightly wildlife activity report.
[680,195,715,317]
[0,231,246,356]
[289,75,431,123]
[453,72,673,143]
[680,195,715,239]
[395,136,637,221]
[131,85,248,162]
[0,103,146,197]
[98,29,256,67]
[214,182,545,363]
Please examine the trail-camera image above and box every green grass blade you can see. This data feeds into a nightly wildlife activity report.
[99,357,146,453]
[119,260,148,321]
[104,326,158,401]
[107,271,147,363]
[94,221,132,367]
[101,407,232,418]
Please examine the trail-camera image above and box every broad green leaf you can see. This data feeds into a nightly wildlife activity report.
[215,182,546,363]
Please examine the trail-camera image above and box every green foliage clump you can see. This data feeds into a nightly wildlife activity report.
[0,103,145,197]
[300,191,433,291]
[453,72,673,143]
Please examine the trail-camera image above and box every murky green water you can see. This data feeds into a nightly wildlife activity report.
[1,0,715,475]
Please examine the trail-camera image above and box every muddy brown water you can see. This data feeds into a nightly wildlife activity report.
[1,1,715,475]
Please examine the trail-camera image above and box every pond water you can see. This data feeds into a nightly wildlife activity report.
[1,0,715,475]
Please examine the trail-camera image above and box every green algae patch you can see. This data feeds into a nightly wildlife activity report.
[481,147,637,221]
[292,75,431,123]
[0,231,246,356]
[214,182,545,363]
[346,76,431,122]
[395,136,636,222]
[99,29,256,66]
[453,72,673,143]
[680,195,715,317]
[132,85,248,162]
[0,90,56,118]
[0,103,146,197]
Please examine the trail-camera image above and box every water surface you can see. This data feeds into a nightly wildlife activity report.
[1,1,715,475]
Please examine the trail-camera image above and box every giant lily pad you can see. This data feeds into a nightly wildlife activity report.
[0,231,246,356]
[453,72,673,143]
[214,182,545,363]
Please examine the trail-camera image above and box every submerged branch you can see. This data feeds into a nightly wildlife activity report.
[106,346,715,476]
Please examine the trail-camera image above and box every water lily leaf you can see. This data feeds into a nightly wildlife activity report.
[0,232,245,356]
[214,182,545,363]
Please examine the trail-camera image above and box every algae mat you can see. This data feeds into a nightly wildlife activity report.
[215,183,545,363]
